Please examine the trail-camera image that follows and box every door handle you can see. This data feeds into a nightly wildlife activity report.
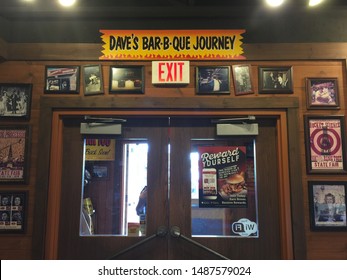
[170,226,229,260]
[108,225,168,259]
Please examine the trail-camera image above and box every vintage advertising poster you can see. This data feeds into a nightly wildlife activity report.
[198,146,247,208]
[85,139,115,161]
[0,127,29,183]
[307,118,345,171]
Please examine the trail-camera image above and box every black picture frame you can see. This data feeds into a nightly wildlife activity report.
[258,66,293,94]
[82,64,104,96]
[0,83,32,120]
[232,64,254,96]
[0,191,27,233]
[308,181,347,231]
[0,125,30,184]
[304,115,347,174]
[306,77,339,109]
[196,66,230,95]
[44,65,80,94]
[109,66,144,94]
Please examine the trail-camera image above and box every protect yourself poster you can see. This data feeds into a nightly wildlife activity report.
[198,146,247,208]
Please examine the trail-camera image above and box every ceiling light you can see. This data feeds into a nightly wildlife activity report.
[309,0,324,6]
[58,0,77,7]
[265,0,285,7]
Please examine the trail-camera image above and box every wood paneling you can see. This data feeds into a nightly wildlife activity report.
[0,43,346,259]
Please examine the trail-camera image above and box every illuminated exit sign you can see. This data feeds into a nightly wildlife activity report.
[152,61,190,84]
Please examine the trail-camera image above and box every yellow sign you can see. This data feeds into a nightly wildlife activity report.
[100,30,245,60]
[85,139,115,161]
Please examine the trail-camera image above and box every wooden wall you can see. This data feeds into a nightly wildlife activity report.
[0,43,346,259]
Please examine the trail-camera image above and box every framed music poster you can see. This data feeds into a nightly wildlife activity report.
[304,115,347,174]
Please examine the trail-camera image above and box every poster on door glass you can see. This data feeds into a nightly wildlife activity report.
[198,146,248,208]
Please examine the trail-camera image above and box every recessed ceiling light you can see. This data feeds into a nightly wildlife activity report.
[58,0,77,7]
[265,0,285,7]
[309,0,324,6]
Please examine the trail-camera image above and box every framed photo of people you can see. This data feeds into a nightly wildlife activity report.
[306,78,339,109]
[196,66,230,95]
[231,64,254,95]
[308,181,346,231]
[0,125,30,184]
[0,191,27,233]
[304,115,347,174]
[258,66,293,94]
[44,65,80,94]
[0,83,32,120]
[82,64,104,96]
[109,66,144,94]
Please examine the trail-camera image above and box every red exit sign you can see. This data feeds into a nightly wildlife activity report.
[152,61,190,84]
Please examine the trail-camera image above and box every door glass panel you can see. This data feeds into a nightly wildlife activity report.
[79,138,148,237]
[191,139,258,237]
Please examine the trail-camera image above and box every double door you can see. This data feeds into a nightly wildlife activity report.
[56,115,284,259]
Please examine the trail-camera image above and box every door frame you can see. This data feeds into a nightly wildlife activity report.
[32,96,305,259]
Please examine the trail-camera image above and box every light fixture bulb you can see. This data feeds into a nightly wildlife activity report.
[309,0,324,7]
[58,0,77,7]
[265,0,285,7]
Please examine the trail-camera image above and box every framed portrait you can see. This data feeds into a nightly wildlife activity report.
[308,181,346,231]
[258,66,293,94]
[306,78,339,109]
[196,66,230,95]
[109,66,144,94]
[0,191,27,233]
[0,83,32,120]
[0,125,30,184]
[232,64,254,95]
[82,65,104,96]
[44,65,80,94]
[304,115,347,174]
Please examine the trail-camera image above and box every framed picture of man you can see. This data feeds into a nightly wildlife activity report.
[258,66,293,94]
[308,181,346,231]
[232,64,254,95]
[82,65,104,96]
[196,66,230,95]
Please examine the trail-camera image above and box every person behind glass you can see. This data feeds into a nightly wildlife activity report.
[318,193,343,222]
[136,186,147,216]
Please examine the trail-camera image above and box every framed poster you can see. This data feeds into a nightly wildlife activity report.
[306,78,339,109]
[0,83,32,120]
[44,65,80,94]
[196,66,230,95]
[82,64,104,96]
[258,66,293,94]
[308,181,346,231]
[231,64,254,95]
[109,66,144,94]
[0,191,27,233]
[304,115,347,174]
[0,125,30,184]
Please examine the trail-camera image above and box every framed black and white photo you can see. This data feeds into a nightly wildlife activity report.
[44,65,80,94]
[0,83,32,120]
[232,64,254,95]
[0,191,27,233]
[109,66,144,94]
[82,65,104,96]
[258,66,293,94]
[306,78,339,109]
[308,181,346,231]
[196,66,230,95]
[0,125,30,184]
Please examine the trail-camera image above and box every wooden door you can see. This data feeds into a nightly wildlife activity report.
[56,115,283,259]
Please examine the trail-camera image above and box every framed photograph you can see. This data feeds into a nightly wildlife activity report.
[0,125,30,184]
[109,66,144,94]
[0,191,27,233]
[85,161,109,181]
[232,64,254,95]
[82,65,104,96]
[306,78,339,109]
[304,115,347,174]
[258,66,293,94]
[44,65,80,94]
[196,66,230,95]
[0,83,32,120]
[308,181,346,231]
